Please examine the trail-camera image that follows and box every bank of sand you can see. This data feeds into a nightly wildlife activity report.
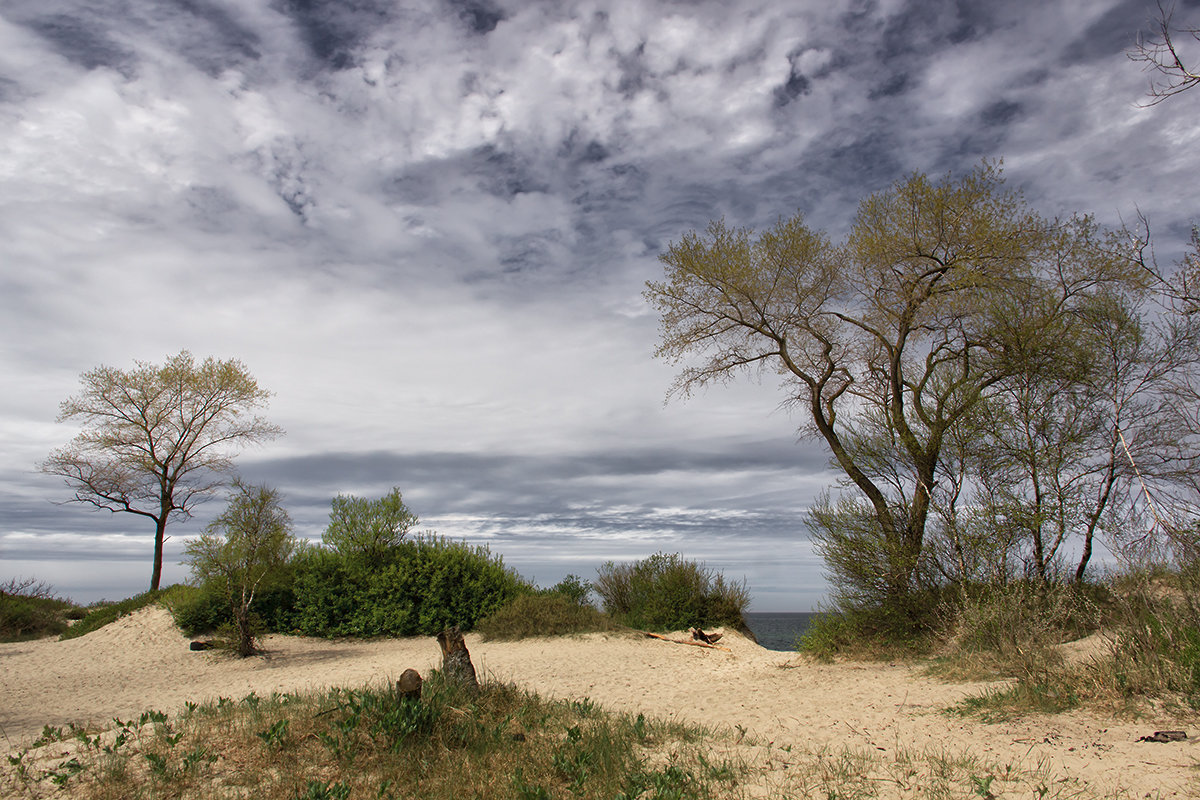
[1,608,1195,797]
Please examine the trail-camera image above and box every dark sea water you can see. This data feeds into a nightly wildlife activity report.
[742,612,819,652]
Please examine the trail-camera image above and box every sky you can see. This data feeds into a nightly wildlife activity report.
[1,0,1198,611]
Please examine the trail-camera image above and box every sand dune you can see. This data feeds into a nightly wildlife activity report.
[1,608,1195,797]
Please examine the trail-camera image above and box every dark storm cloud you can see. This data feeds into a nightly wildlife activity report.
[22,13,136,73]
[276,0,398,71]
[446,0,506,35]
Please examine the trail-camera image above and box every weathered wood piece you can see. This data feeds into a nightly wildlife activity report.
[189,640,213,651]
[1139,730,1188,742]
[691,628,722,645]
[396,668,423,700]
[639,630,732,652]
[437,626,479,689]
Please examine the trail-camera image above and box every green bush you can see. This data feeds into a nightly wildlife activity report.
[168,584,229,636]
[0,579,78,641]
[477,593,617,640]
[592,553,749,632]
[288,536,529,637]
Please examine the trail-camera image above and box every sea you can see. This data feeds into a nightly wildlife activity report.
[742,612,820,652]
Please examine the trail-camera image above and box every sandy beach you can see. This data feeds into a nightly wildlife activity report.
[1,608,1196,798]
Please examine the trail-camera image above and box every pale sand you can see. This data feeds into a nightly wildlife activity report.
[1,608,1196,797]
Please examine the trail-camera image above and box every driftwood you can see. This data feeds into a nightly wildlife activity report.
[396,668,423,700]
[691,627,723,645]
[1139,730,1188,742]
[437,626,479,689]
[189,640,213,651]
[639,630,732,652]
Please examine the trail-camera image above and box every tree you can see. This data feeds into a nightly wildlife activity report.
[645,164,1143,609]
[184,481,296,656]
[322,487,418,560]
[42,351,282,591]
[1130,2,1200,104]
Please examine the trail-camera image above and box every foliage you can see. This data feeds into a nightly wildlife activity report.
[647,164,1160,616]
[593,552,749,632]
[41,350,281,591]
[184,482,297,656]
[477,593,617,640]
[0,578,80,642]
[549,573,594,606]
[287,536,528,637]
[322,487,418,561]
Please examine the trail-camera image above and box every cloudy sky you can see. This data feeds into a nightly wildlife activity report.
[2,0,1197,610]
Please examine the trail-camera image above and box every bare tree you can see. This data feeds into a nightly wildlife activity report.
[1130,2,1200,104]
[42,351,282,591]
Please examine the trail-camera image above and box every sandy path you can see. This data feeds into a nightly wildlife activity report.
[2,609,1195,797]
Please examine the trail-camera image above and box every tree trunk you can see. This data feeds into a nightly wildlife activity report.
[150,515,167,592]
[437,626,478,689]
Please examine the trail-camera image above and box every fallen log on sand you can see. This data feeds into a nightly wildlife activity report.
[638,631,732,652]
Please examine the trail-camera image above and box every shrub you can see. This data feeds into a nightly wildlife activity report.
[289,536,529,637]
[0,579,78,641]
[323,487,418,560]
[549,574,594,607]
[477,593,617,640]
[593,553,749,632]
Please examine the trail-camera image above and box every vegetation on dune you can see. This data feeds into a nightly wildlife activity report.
[0,579,84,642]
[478,575,618,640]
[2,671,746,800]
[594,552,750,633]
[0,672,1128,800]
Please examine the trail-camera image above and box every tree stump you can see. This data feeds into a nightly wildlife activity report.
[396,668,423,700]
[437,626,478,690]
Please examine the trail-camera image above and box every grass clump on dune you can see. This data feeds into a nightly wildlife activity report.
[4,671,745,800]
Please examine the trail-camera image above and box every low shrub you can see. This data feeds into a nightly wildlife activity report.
[168,584,229,637]
[477,593,617,640]
[593,553,749,632]
[0,579,79,641]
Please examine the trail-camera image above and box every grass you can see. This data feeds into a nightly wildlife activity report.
[0,677,1137,800]
[0,579,84,643]
[2,687,1130,800]
[1,671,747,800]
[59,586,193,641]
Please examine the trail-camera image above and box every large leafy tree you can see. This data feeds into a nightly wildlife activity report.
[42,351,282,591]
[645,164,1143,607]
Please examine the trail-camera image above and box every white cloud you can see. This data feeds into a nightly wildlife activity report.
[2,0,1197,609]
